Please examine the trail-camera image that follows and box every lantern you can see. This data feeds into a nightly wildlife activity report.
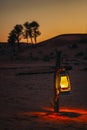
[55,67,71,93]
[58,68,71,93]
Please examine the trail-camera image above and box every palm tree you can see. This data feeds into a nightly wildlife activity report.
[23,21,33,44]
[14,24,23,47]
[8,24,23,56]
[8,30,17,44]
[8,30,17,58]
[30,21,41,44]
[23,22,30,44]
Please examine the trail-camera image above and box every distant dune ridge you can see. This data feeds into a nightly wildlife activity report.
[0,33,87,62]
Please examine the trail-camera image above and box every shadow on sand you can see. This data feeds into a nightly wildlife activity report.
[60,111,81,118]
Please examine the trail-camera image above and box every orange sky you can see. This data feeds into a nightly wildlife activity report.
[0,0,87,43]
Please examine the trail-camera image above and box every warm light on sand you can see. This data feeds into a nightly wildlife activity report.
[20,107,87,123]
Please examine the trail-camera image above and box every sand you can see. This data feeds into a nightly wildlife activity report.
[0,61,87,130]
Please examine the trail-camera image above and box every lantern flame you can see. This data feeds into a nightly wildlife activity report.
[60,76,69,88]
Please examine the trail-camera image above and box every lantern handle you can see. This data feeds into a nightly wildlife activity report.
[59,66,72,71]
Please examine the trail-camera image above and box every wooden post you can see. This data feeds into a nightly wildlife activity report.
[54,50,61,113]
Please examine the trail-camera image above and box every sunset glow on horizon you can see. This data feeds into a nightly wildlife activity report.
[1,0,87,43]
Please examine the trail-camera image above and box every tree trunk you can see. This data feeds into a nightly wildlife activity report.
[54,50,61,113]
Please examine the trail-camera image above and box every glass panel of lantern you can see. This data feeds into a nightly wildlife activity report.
[58,68,71,93]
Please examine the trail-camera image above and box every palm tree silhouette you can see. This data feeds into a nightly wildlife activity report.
[8,24,23,46]
[23,21,41,44]
[30,21,41,44]
[23,22,33,44]
[8,30,17,44]
[8,30,17,58]
[8,21,41,46]
[14,24,23,47]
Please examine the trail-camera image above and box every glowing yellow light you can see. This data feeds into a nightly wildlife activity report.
[55,68,71,93]
[60,76,69,88]
[59,74,71,93]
